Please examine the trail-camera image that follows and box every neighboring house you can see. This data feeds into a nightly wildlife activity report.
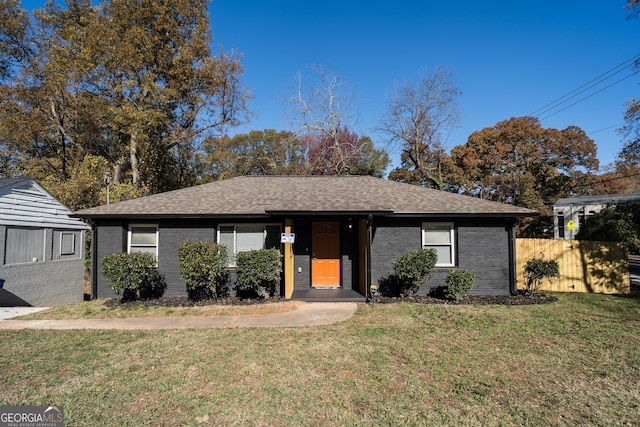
[74,176,536,301]
[0,178,90,306]
[553,193,640,240]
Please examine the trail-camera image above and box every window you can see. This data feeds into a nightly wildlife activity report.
[218,224,281,266]
[128,225,158,257]
[578,210,586,229]
[422,222,455,267]
[53,230,82,260]
[60,232,75,255]
[5,227,45,265]
[557,214,565,239]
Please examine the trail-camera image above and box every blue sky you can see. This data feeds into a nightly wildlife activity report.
[208,0,640,171]
[20,0,640,171]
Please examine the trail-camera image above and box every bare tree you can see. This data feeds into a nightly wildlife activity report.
[379,66,461,188]
[286,66,364,175]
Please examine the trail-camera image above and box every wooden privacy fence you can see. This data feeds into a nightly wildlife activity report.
[516,238,630,294]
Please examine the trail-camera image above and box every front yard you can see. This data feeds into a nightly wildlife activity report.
[1,292,639,425]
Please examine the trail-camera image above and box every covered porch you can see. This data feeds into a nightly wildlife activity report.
[278,214,385,301]
[290,288,367,302]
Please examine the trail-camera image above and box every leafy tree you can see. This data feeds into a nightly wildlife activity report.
[576,161,640,195]
[303,128,389,176]
[0,0,250,204]
[619,98,640,164]
[197,129,307,180]
[619,1,640,160]
[626,0,640,18]
[0,0,31,80]
[448,116,599,235]
[379,66,461,189]
[576,201,640,254]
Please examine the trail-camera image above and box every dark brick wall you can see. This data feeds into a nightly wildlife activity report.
[370,218,513,296]
[457,224,511,295]
[157,220,216,296]
[93,216,514,298]
[94,221,127,298]
[293,220,311,291]
[94,219,215,298]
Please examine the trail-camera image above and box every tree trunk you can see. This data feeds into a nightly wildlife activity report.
[130,130,140,188]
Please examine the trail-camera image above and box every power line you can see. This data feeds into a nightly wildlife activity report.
[588,122,625,135]
[539,70,640,121]
[529,53,640,118]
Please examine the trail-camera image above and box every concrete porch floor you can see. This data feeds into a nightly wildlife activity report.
[291,288,366,302]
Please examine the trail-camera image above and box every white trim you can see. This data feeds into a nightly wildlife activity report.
[128,224,159,258]
[422,222,455,267]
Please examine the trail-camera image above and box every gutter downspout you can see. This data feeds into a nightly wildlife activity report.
[367,214,373,298]
[89,219,98,300]
[508,221,517,295]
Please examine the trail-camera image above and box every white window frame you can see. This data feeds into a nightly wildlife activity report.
[128,224,159,258]
[217,223,281,267]
[421,222,456,267]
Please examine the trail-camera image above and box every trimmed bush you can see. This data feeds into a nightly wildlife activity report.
[178,242,229,299]
[391,248,438,297]
[443,269,476,301]
[235,248,282,299]
[524,258,560,297]
[101,252,166,301]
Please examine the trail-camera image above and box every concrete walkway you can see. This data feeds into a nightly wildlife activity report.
[0,302,358,330]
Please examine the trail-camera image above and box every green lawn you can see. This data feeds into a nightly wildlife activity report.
[1,293,639,426]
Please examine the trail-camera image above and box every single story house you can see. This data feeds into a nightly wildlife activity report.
[74,175,536,301]
[0,178,90,306]
[553,193,640,240]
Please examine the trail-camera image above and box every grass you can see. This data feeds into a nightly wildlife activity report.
[1,292,639,425]
[17,298,303,320]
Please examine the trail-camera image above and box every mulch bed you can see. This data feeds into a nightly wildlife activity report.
[373,292,557,305]
[103,295,282,308]
[104,292,556,308]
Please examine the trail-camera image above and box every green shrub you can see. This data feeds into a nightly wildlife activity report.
[235,248,282,299]
[523,258,560,297]
[178,242,229,299]
[443,269,476,301]
[392,248,438,296]
[101,252,166,301]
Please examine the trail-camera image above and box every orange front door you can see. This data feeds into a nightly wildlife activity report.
[312,222,341,287]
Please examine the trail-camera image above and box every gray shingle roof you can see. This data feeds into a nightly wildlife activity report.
[0,178,90,229]
[554,193,640,206]
[73,175,537,218]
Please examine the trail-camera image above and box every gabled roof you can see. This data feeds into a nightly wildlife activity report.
[74,175,537,219]
[554,193,640,207]
[0,178,90,229]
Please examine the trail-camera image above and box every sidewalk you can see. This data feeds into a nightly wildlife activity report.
[0,302,358,330]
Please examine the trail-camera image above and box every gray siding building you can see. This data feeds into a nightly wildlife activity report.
[75,176,536,301]
[553,193,640,240]
[0,179,90,306]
